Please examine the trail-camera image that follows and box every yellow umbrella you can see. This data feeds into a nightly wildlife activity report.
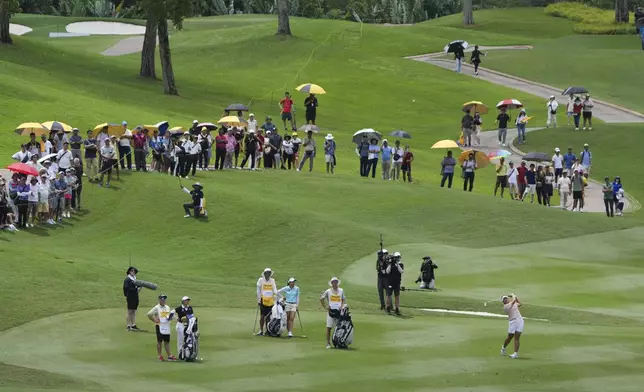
[296,83,326,95]
[15,122,49,137]
[520,116,533,124]
[169,126,186,133]
[42,121,73,133]
[458,150,490,169]
[93,123,123,137]
[218,115,243,125]
[431,139,459,149]
[462,101,488,115]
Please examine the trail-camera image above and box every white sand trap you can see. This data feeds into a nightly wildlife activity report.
[65,21,145,36]
[9,23,33,36]
[422,308,549,322]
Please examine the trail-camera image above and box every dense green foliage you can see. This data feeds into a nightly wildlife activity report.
[546,1,636,35]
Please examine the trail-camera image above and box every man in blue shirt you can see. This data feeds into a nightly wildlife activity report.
[522,164,537,203]
[261,116,277,133]
[277,278,300,338]
[580,143,592,175]
[563,147,576,175]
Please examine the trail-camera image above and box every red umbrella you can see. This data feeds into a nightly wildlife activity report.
[6,162,39,177]
[496,99,523,110]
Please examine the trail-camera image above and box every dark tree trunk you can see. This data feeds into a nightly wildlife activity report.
[0,3,12,45]
[615,0,629,23]
[463,0,474,25]
[140,11,157,78]
[276,0,292,35]
[158,18,178,95]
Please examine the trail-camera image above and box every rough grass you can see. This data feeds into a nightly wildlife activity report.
[545,2,636,35]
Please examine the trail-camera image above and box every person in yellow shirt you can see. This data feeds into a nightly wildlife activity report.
[319,277,345,349]
[494,157,508,198]
[255,267,277,336]
[147,294,177,361]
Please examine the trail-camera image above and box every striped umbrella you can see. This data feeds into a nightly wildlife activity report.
[42,121,73,133]
[496,99,523,110]
[487,149,512,160]
[296,83,326,95]
[15,122,49,137]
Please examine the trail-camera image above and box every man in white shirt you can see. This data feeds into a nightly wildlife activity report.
[147,294,177,362]
[501,294,523,359]
[319,277,345,349]
[99,138,116,187]
[551,147,564,182]
[256,268,277,336]
[56,142,73,173]
[557,171,572,210]
[12,144,31,163]
[247,113,258,133]
[546,96,558,128]
[507,161,518,200]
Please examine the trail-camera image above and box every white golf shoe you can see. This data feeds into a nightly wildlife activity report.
[501,347,507,356]
[510,353,519,359]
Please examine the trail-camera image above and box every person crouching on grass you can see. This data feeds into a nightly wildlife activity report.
[277,277,300,338]
[147,294,177,361]
[320,277,345,349]
[181,182,205,218]
[256,268,278,336]
[123,266,141,331]
[501,294,523,359]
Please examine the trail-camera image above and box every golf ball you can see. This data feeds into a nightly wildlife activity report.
[413,99,416,102]
[484,302,487,307]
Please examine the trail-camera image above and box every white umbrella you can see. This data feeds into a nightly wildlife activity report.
[352,129,381,144]
[38,153,57,163]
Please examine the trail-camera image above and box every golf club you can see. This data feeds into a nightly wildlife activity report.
[483,295,504,307]
[296,310,307,338]
[252,305,259,336]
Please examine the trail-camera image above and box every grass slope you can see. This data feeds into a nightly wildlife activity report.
[1,11,644,392]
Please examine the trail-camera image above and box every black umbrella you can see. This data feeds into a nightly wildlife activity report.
[523,152,550,162]
[225,103,249,112]
[390,130,411,139]
[444,40,469,54]
[562,86,588,96]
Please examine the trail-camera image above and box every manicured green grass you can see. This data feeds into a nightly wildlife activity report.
[2,11,644,392]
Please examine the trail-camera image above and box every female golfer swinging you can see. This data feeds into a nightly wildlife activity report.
[501,294,523,359]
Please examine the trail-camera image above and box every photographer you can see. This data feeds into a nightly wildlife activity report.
[376,249,389,311]
[385,251,404,315]
[416,256,438,290]
[123,266,142,331]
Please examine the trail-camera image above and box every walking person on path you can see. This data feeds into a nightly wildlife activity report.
[366,138,380,179]
[616,185,625,216]
[522,164,537,203]
[612,176,622,212]
[602,177,615,217]
[454,45,464,73]
[572,97,583,131]
[552,148,564,183]
[580,144,592,176]
[391,140,404,181]
[582,94,594,130]
[401,146,414,183]
[324,134,336,174]
[557,171,572,210]
[515,109,528,144]
[440,151,456,188]
[470,45,485,76]
[297,130,316,172]
[566,94,575,127]
[462,153,477,192]
[546,96,558,128]
[380,140,392,180]
[571,169,585,212]
[495,109,510,147]
[356,134,370,177]
[461,111,474,147]
[507,161,518,200]
[535,166,545,205]
[563,147,576,175]
[542,166,554,207]
[494,157,508,197]
[473,112,482,146]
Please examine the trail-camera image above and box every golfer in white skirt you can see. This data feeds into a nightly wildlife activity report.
[501,294,523,359]
[277,277,300,338]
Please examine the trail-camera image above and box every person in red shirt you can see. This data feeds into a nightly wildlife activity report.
[133,128,149,172]
[256,130,265,168]
[516,161,528,200]
[401,145,414,183]
[279,92,296,131]
[572,97,583,131]
[214,129,227,170]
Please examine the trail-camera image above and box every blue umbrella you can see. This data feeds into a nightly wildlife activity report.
[390,130,411,139]
[155,121,169,135]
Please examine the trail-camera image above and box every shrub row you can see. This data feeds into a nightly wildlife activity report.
[545,2,636,35]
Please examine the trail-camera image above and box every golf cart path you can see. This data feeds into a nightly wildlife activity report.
[463,128,640,213]
[407,47,644,124]
[101,36,148,56]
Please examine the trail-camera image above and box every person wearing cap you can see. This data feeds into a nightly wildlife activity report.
[56,141,73,173]
[385,252,404,315]
[562,147,576,175]
[186,135,202,176]
[324,134,336,174]
[197,127,213,171]
[551,148,564,183]
[380,139,392,179]
[84,130,99,181]
[494,157,508,198]
[40,134,53,155]
[297,130,316,172]
[132,127,148,172]
[277,278,300,338]
[37,171,52,225]
[224,127,237,169]
[494,108,510,147]
[401,145,414,183]
[123,266,141,331]
[241,129,259,170]
[63,168,77,218]
[546,96,558,128]
[256,268,278,336]
[522,163,537,203]
[51,172,67,222]
[69,128,83,165]
[281,134,294,170]
[355,134,370,177]
[269,129,283,169]
[571,96,583,130]
[304,93,319,125]
[118,121,133,171]
[12,144,31,163]
[173,296,195,354]
[418,256,438,290]
[189,120,200,136]
[601,177,615,217]
[53,130,68,153]
[247,113,258,133]
[515,109,527,144]
[557,170,572,210]
[320,277,345,348]
[24,176,39,228]
[147,295,178,361]
[582,94,594,130]
[213,129,227,170]
[14,175,30,229]
[181,182,204,218]
[571,169,585,212]
[279,92,296,131]
[376,249,389,310]
[71,159,83,210]
[291,131,302,169]
[580,143,592,176]
[462,152,477,192]
[99,137,116,188]
[501,294,523,359]
[506,161,518,200]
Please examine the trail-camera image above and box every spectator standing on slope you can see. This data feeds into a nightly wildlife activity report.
[304,94,319,125]
[461,111,474,147]
[571,169,585,212]
[366,138,380,179]
[494,157,508,198]
[522,164,537,203]
[557,171,572,210]
[40,134,52,156]
[546,96,558,128]
[461,153,476,192]
[440,150,456,188]
[297,130,316,172]
[566,94,575,127]
[402,145,414,183]
[84,130,99,181]
[495,108,510,147]
[324,134,336,174]
[118,122,133,171]
[391,140,404,181]
[380,140,392,180]
[69,128,83,166]
[580,144,592,176]
[552,147,564,182]
[279,92,296,131]
[507,161,518,200]
[356,134,370,177]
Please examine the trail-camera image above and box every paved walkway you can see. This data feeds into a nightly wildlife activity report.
[461,128,639,213]
[101,36,148,56]
[406,48,644,124]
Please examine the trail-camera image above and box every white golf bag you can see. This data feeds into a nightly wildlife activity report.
[266,302,287,337]
[332,307,354,349]
[178,316,199,361]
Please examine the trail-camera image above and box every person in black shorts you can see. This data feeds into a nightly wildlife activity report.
[304,94,318,125]
[385,252,404,315]
[123,266,141,331]
[147,294,177,361]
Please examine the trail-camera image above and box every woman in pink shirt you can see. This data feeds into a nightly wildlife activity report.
[225,128,236,169]
[501,294,523,359]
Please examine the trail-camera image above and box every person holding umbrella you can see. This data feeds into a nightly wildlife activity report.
[304,94,319,125]
[440,150,456,188]
[356,134,370,177]
[454,45,465,73]
[462,153,477,192]
[366,138,381,179]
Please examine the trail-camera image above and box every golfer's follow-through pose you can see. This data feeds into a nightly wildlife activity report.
[181,182,205,218]
[501,294,523,359]
[123,266,141,331]
[320,277,345,349]
[147,294,177,361]
[256,268,277,336]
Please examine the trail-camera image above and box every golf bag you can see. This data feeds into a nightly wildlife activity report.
[179,316,199,361]
[332,307,354,349]
[266,302,287,337]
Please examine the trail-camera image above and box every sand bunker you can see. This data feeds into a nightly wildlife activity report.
[65,21,145,36]
[9,23,33,36]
